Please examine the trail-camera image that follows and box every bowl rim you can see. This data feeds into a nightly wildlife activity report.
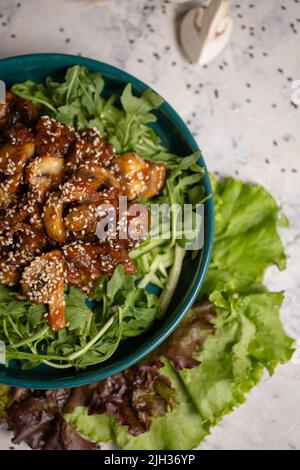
[0,53,214,388]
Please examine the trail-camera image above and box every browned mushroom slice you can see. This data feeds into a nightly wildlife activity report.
[63,242,136,292]
[0,203,28,233]
[48,287,66,332]
[66,242,136,276]
[64,258,94,294]
[80,187,120,204]
[61,162,107,203]
[65,129,114,173]
[26,155,65,199]
[63,242,101,280]
[65,203,98,235]
[0,172,23,209]
[43,191,66,243]
[0,224,46,286]
[4,123,34,145]
[0,142,35,174]
[9,223,47,267]
[14,98,39,127]
[21,250,66,332]
[96,245,137,275]
[0,191,43,233]
[0,91,17,129]
[35,116,75,156]
[64,189,120,235]
[0,264,19,286]
[113,152,149,200]
[0,92,39,129]
[113,152,166,200]
[139,163,166,200]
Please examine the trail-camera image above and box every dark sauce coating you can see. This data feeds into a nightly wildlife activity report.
[0,92,165,331]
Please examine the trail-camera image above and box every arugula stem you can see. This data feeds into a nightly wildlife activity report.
[122,114,135,148]
[66,65,79,102]
[10,325,49,348]
[68,315,115,361]
[15,93,57,113]
[42,360,74,369]
[6,351,69,362]
[7,315,22,338]
[2,319,11,344]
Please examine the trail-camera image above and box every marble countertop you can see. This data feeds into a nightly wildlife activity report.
[0,0,299,450]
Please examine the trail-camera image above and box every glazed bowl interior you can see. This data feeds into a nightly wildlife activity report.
[0,54,214,388]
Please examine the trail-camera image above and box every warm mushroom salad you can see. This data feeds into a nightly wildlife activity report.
[0,66,205,369]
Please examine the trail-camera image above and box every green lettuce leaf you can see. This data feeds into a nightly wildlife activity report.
[179,289,294,425]
[202,177,286,295]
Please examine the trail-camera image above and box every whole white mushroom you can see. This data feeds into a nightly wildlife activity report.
[180,0,233,65]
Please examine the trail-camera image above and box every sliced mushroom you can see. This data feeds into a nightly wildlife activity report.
[0,92,39,129]
[0,91,16,130]
[0,142,35,175]
[35,116,74,156]
[26,155,65,198]
[0,191,43,233]
[63,242,101,280]
[21,250,66,332]
[0,103,6,129]
[65,128,114,172]
[0,223,46,286]
[64,189,120,236]
[113,152,165,200]
[0,265,19,286]
[61,162,108,203]
[113,152,148,200]
[65,203,98,235]
[139,163,166,200]
[0,172,23,209]
[4,123,34,145]
[43,191,66,244]
[8,223,46,267]
[14,98,39,127]
[63,242,136,291]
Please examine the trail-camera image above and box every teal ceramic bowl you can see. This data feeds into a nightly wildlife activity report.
[0,54,214,389]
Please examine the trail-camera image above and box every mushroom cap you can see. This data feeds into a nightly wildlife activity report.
[180,1,233,65]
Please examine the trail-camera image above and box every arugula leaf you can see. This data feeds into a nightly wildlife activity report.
[0,284,16,303]
[106,265,126,302]
[96,266,161,337]
[122,289,160,336]
[28,304,47,328]
[66,287,93,334]
[11,81,57,113]
[121,84,163,116]
[12,66,104,131]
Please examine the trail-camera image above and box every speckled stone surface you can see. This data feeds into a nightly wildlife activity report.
[0,0,299,450]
